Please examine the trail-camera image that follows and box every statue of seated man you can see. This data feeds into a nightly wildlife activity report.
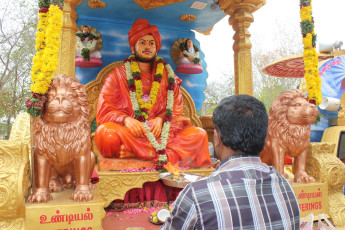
[76,26,102,61]
[94,19,211,168]
[179,38,201,65]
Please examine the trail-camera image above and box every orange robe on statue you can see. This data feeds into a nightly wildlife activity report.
[95,62,211,168]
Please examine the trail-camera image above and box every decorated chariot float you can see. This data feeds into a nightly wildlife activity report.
[0,0,345,229]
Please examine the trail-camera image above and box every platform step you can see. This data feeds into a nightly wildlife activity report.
[97,155,156,171]
[25,188,105,230]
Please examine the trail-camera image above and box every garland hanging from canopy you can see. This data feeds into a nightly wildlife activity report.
[300,0,322,105]
[26,0,64,117]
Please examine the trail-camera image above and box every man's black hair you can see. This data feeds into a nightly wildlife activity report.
[212,95,268,156]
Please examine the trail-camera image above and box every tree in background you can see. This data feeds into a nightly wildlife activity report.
[0,0,38,139]
[200,16,304,115]
[252,20,303,112]
[201,71,235,115]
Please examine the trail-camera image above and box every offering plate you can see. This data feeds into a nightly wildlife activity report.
[158,172,204,188]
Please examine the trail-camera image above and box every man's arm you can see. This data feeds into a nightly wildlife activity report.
[160,185,197,230]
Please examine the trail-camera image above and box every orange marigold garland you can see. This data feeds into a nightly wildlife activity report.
[300,0,322,105]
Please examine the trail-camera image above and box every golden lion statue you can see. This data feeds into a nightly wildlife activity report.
[27,75,95,203]
[260,89,319,183]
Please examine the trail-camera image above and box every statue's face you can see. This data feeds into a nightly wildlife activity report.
[131,34,157,62]
[43,86,80,124]
[286,97,319,125]
[82,27,90,36]
[186,39,192,49]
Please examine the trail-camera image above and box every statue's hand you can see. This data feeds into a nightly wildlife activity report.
[148,117,163,138]
[124,117,147,137]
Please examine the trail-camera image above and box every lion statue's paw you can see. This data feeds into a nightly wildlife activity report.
[27,188,53,203]
[294,171,315,183]
[281,173,292,184]
[49,177,64,192]
[70,185,93,202]
[89,183,95,190]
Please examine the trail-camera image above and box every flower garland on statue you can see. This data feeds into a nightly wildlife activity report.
[75,29,98,61]
[124,55,175,156]
[26,1,64,117]
[300,0,322,105]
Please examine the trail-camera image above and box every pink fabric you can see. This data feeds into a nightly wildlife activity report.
[75,56,102,68]
[176,64,203,74]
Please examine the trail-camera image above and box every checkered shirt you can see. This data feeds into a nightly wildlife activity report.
[160,155,300,230]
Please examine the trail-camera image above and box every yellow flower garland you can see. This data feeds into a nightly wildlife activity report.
[130,57,165,111]
[124,56,175,155]
[30,5,63,94]
[30,12,48,84]
[300,0,322,105]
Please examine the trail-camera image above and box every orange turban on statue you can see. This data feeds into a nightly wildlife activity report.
[128,19,162,52]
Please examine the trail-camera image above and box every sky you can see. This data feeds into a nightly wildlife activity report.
[196,0,345,83]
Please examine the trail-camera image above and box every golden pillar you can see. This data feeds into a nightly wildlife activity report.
[55,0,82,78]
[219,0,266,95]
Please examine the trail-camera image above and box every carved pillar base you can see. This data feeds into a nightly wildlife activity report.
[306,142,345,228]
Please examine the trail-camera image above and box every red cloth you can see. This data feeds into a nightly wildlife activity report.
[284,156,293,165]
[123,181,181,204]
[128,18,161,52]
[91,170,99,184]
[111,181,182,209]
[94,62,211,168]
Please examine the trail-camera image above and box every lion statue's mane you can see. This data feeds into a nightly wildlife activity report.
[265,89,311,157]
[34,76,91,166]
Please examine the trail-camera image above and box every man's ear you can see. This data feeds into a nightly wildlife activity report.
[130,46,135,54]
[214,129,221,146]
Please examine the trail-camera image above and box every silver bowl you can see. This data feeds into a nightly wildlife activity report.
[158,172,204,188]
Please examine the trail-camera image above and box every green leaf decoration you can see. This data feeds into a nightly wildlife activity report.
[312,34,317,47]
[193,58,200,64]
[91,118,98,133]
[39,0,50,8]
[168,78,175,84]
[179,43,185,51]
[301,20,314,35]
[81,48,90,61]
[300,0,311,6]
[193,44,199,52]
